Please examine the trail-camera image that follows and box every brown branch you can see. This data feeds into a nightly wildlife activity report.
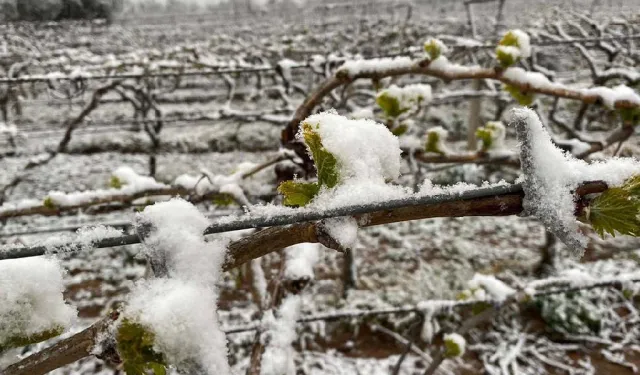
[0,155,286,220]
[282,58,640,145]
[1,181,609,375]
[1,311,119,375]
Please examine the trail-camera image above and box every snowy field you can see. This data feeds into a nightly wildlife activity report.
[1,0,640,374]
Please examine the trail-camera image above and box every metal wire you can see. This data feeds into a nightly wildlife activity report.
[0,183,523,261]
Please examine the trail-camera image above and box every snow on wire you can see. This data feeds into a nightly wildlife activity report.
[0,182,524,261]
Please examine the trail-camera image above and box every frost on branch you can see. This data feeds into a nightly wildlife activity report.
[278,110,409,209]
[119,198,230,374]
[496,29,531,67]
[467,273,515,302]
[509,107,640,256]
[0,257,76,352]
[43,166,168,208]
[260,295,302,375]
[336,56,414,78]
[174,162,256,206]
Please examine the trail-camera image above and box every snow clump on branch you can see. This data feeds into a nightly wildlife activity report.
[0,257,76,349]
[509,107,640,257]
[302,110,411,209]
[122,198,230,373]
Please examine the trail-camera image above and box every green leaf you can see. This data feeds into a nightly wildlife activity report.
[43,196,56,209]
[504,84,535,106]
[496,47,517,67]
[622,175,640,197]
[424,39,442,60]
[425,131,445,155]
[391,123,409,136]
[443,335,464,358]
[620,108,640,126]
[110,175,123,189]
[117,318,167,375]
[588,187,640,238]
[375,92,406,118]
[302,123,339,188]
[212,193,236,207]
[500,30,520,48]
[475,128,493,152]
[277,181,320,207]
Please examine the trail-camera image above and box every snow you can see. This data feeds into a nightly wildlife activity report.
[277,59,300,83]
[503,69,640,109]
[424,38,449,59]
[555,138,592,156]
[303,110,401,185]
[0,122,17,137]
[425,126,450,155]
[290,111,417,210]
[349,107,375,120]
[443,332,466,357]
[251,259,268,306]
[260,295,302,375]
[509,107,640,256]
[322,217,359,250]
[44,166,168,207]
[41,225,123,253]
[134,198,228,288]
[174,162,255,204]
[125,198,230,373]
[0,257,76,348]
[582,84,640,109]
[510,29,531,58]
[284,243,320,281]
[377,84,433,111]
[468,274,515,302]
[336,57,414,77]
[420,305,439,343]
[124,279,230,374]
[428,56,479,75]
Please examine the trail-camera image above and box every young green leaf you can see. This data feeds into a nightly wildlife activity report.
[302,123,339,188]
[116,318,167,375]
[110,175,123,189]
[496,47,517,67]
[424,39,444,60]
[504,84,535,106]
[425,130,446,155]
[277,181,320,207]
[43,196,56,209]
[212,193,236,207]
[475,128,493,152]
[375,92,406,118]
[391,123,409,136]
[443,333,466,358]
[588,187,640,238]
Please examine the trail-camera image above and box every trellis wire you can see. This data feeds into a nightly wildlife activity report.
[3,34,640,84]
[0,183,523,260]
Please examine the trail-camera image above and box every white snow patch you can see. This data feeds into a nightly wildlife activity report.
[509,107,640,256]
[284,243,320,281]
[0,257,76,347]
[322,217,359,250]
[468,274,515,301]
[337,56,414,77]
[260,295,302,375]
